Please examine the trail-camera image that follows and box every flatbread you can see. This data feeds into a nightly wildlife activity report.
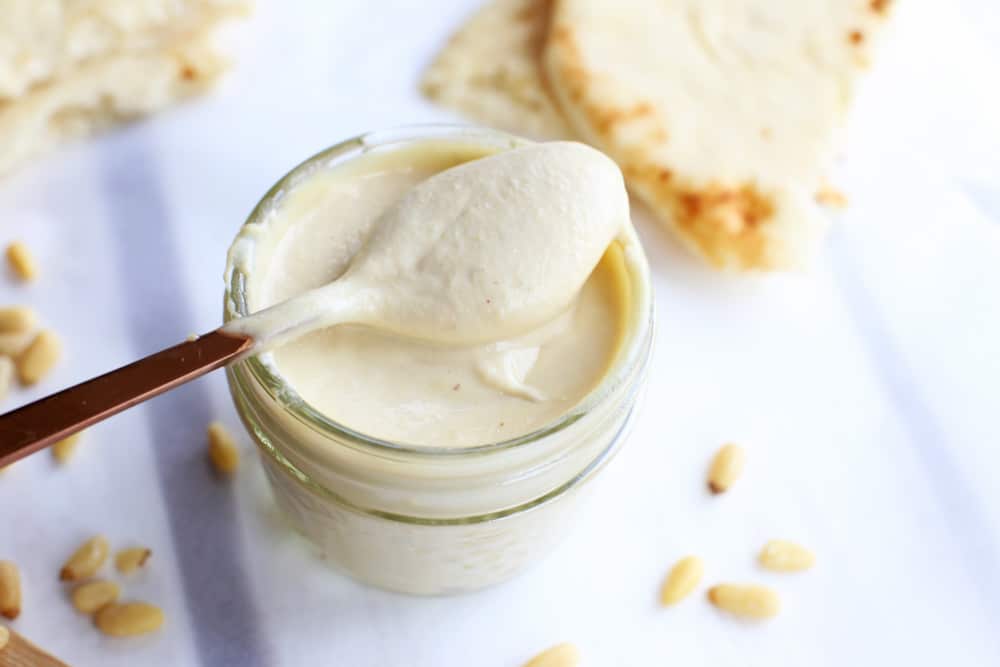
[545,0,893,270]
[0,35,226,175]
[0,0,250,175]
[0,0,249,102]
[421,0,574,139]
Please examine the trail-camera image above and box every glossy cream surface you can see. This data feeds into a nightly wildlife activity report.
[243,142,630,447]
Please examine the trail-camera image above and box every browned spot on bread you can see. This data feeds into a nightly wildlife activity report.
[848,30,864,45]
[550,24,573,45]
[595,102,655,135]
[870,0,891,15]
[180,65,197,80]
[675,184,776,231]
[622,162,672,184]
[548,25,587,103]
[515,0,542,22]
[523,0,554,57]
[657,182,777,267]
[816,185,848,208]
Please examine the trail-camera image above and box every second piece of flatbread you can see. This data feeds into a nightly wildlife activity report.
[421,0,573,139]
[0,0,250,102]
[545,0,894,270]
[0,34,227,175]
[0,0,251,175]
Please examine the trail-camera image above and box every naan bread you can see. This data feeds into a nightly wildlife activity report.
[0,35,226,175]
[421,0,574,139]
[545,0,893,270]
[0,0,249,101]
[0,0,249,174]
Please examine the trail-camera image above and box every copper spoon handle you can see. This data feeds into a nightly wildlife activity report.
[0,627,72,667]
[0,329,253,468]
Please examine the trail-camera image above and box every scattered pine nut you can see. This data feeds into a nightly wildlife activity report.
[207,421,240,475]
[707,443,744,494]
[0,306,36,334]
[0,356,13,403]
[660,555,703,606]
[59,535,109,582]
[94,602,164,637]
[71,580,120,615]
[0,561,21,620]
[51,432,82,464]
[5,242,37,281]
[758,540,815,572]
[0,332,32,357]
[16,329,61,386]
[115,547,152,575]
[0,624,8,651]
[707,584,779,619]
[522,642,580,667]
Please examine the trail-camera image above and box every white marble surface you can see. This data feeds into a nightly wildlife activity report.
[1,1,998,665]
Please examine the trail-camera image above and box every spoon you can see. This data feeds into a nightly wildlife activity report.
[0,141,628,466]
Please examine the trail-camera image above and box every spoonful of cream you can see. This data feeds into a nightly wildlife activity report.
[227,141,628,347]
[0,141,629,465]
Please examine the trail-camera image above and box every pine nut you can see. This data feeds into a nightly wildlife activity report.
[0,307,36,334]
[71,580,120,614]
[660,555,703,606]
[5,242,37,281]
[0,356,13,403]
[0,561,21,620]
[59,536,109,581]
[707,443,744,494]
[16,330,61,386]
[207,421,240,475]
[51,432,82,464]
[115,547,152,575]
[759,540,815,572]
[707,584,779,619]
[0,624,8,651]
[94,602,164,637]
[522,643,580,667]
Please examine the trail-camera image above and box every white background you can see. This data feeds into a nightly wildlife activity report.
[1,1,999,665]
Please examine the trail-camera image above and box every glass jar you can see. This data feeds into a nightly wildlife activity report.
[224,125,654,595]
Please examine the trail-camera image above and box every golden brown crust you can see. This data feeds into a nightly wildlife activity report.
[641,177,781,269]
[869,0,892,17]
[815,185,848,209]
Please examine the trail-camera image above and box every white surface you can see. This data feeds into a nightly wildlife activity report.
[1,1,999,665]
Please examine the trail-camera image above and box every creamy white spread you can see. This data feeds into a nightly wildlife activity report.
[232,140,632,447]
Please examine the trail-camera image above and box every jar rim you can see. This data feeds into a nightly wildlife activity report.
[224,123,654,460]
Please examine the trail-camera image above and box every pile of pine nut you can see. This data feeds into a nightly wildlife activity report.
[0,243,244,658]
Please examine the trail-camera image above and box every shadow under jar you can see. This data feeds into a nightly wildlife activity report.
[224,125,654,595]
